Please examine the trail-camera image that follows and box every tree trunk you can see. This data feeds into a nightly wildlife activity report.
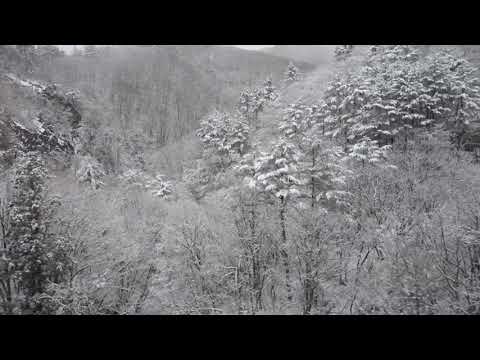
[311,148,316,209]
[279,197,292,303]
[250,198,263,312]
[303,258,314,315]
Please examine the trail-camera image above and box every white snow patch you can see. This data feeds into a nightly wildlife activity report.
[32,117,45,133]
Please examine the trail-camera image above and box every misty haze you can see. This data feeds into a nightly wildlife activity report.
[1,45,480,315]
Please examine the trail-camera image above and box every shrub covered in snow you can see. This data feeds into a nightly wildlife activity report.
[120,169,174,199]
[76,155,105,189]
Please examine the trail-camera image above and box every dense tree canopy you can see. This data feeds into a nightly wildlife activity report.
[3,45,480,315]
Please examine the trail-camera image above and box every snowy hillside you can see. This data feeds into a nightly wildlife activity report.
[3,45,480,316]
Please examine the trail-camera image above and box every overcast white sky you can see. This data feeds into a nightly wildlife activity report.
[57,45,274,53]
[235,45,274,50]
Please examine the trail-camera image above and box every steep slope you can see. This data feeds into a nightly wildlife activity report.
[0,66,115,193]
[187,61,336,202]
[37,45,314,144]
[28,45,315,177]
[0,73,79,163]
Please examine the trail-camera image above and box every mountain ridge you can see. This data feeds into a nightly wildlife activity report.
[262,45,336,66]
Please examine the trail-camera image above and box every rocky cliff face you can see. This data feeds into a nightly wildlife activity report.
[1,72,79,151]
[0,70,105,188]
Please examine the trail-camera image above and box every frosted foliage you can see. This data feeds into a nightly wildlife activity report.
[4,151,72,309]
[121,169,174,199]
[5,44,480,315]
[76,155,105,189]
[323,45,480,152]
[197,110,250,159]
[349,137,391,165]
[263,78,277,101]
[237,88,268,125]
[280,103,350,206]
[281,103,309,140]
[251,140,302,199]
[285,62,299,84]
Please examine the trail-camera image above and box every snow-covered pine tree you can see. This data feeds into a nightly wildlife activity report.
[144,174,174,199]
[281,103,309,142]
[238,91,252,121]
[237,88,266,128]
[250,89,265,128]
[197,110,226,151]
[370,46,480,147]
[348,137,391,168]
[262,77,277,101]
[322,71,370,150]
[250,139,302,302]
[281,103,350,209]
[254,140,302,202]
[324,46,414,152]
[228,112,251,158]
[233,151,270,312]
[197,109,250,165]
[324,45,480,154]
[363,45,425,144]
[6,151,71,312]
[299,125,349,209]
[422,50,480,148]
[272,102,352,311]
[285,62,299,85]
[8,151,49,302]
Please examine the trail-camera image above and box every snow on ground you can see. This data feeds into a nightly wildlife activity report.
[31,117,46,133]
[5,73,46,93]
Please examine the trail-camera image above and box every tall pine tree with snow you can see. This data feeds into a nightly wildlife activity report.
[262,77,277,101]
[321,71,370,150]
[250,89,265,127]
[249,139,303,302]
[281,103,350,209]
[348,137,391,168]
[254,140,302,202]
[323,45,480,155]
[197,109,250,166]
[233,151,273,312]
[8,152,49,304]
[237,88,265,128]
[228,112,251,158]
[281,103,308,142]
[5,151,71,313]
[300,129,349,209]
[285,62,299,85]
[238,90,252,119]
[197,110,231,159]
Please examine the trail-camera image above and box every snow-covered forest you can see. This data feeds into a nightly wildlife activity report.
[2,45,480,314]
